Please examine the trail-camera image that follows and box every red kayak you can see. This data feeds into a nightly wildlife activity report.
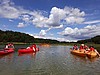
[18,44,39,54]
[18,48,35,54]
[18,47,39,54]
[0,48,14,55]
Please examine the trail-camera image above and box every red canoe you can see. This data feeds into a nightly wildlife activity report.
[0,48,14,55]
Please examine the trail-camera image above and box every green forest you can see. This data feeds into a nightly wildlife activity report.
[0,30,60,44]
[0,30,100,44]
[77,35,100,44]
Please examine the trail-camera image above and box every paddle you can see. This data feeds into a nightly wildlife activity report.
[94,49,100,57]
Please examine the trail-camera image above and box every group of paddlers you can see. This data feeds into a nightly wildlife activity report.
[5,43,39,52]
[72,44,100,56]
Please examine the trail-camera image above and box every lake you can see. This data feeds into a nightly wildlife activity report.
[0,45,100,75]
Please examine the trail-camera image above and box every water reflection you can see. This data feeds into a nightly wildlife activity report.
[0,53,14,63]
[0,45,100,75]
[0,53,14,59]
[70,50,99,63]
[18,52,36,58]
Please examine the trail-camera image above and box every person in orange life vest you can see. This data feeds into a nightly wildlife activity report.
[73,44,78,50]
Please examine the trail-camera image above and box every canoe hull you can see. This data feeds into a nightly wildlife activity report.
[70,49,98,59]
[71,50,86,57]
[0,48,14,55]
[86,52,97,59]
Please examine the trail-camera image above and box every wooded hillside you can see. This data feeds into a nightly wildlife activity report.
[0,30,60,44]
[0,30,99,44]
[77,35,100,44]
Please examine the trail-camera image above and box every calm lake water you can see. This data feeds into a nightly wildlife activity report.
[0,45,100,75]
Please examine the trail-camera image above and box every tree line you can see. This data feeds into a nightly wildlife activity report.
[0,30,34,43]
[77,35,100,44]
[0,30,99,44]
[0,30,61,44]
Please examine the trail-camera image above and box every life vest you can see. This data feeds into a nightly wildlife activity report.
[8,43,14,46]
[80,46,84,49]
[6,43,14,48]
[89,47,95,51]
[73,46,78,50]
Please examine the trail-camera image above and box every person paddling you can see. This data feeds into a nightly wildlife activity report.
[79,44,88,53]
[94,49,100,57]
[30,44,36,52]
[73,44,78,50]
[88,46,100,57]
[5,43,14,49]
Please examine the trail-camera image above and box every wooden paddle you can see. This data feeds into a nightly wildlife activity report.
[94,49,100,57]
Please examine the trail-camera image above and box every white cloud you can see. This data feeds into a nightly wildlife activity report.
[39,30,47,36]
[64,7,85,24]
[53,24,63,29]
[0,0,31,19]
[31,7,85,28]
[17,22,25,28]
[0,0,85,29]
[0,0,90,42]
[65,17,85,24]
[84,20,100,24]
[39,28,51,36]
[32,11,48,27]
[59,25,100,40]
[9,19,13,22]
[22,15,30,22]
[33,34,77,42]
[0,0,19,18]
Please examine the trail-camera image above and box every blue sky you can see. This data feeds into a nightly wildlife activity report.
[0,0,100,42]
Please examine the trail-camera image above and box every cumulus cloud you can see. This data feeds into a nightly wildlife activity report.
[0,0,88,42]
[22,15,30,22]
[33,34,77,42]
[32,11,48,27]
[31,7,85,28]
[0,0,85,29]
[39,28,51,36]
[17,22,25,28]
[64,7,85,24]
[0,0,29,19]
[59,25,100,40]
[39,30,47,36]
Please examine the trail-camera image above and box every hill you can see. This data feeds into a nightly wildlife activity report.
[0,30,60,44]
[77,35,100,44]
[0,30,99,44]
[0,30,35,43]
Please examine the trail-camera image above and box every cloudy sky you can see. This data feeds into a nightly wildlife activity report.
[0,0,100,42]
